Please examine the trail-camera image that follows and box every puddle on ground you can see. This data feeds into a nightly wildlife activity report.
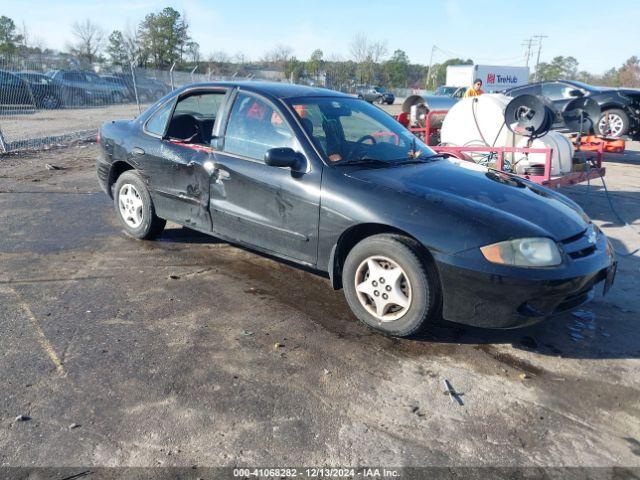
[569,309,597,342]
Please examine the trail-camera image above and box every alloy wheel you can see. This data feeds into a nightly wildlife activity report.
[118,183,144,228]
[42,95,58,109]
[599,113,624,137]
[354,256,412,321]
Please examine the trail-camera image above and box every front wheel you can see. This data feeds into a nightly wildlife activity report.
[40,94,61,109]
[597,109,629,138]
[342,234,441,337]
[111,92,124,104]
[113,171,166,240]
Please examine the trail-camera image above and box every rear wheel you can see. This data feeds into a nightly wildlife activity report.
[113,171,165,240]
[597,109,629,138]
[342,234,441,337]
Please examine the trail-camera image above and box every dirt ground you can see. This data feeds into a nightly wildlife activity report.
[0,139,639,473]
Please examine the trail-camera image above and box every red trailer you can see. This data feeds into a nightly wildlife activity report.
[400,109,606,189]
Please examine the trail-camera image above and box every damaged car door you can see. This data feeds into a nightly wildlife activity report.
[139,89,228,231]
[209,91,321,265]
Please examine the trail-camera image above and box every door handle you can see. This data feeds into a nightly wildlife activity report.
[132,147,145,155]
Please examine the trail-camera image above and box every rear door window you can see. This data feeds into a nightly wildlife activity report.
[174,93,225,117]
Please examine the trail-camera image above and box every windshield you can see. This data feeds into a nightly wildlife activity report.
[288,97,434,165]
[374,86,386,93]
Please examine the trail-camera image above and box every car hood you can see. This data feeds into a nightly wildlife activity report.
[345,160,588,242]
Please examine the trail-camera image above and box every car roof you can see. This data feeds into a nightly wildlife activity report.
[175,81,350,100]
[504,79,598,91]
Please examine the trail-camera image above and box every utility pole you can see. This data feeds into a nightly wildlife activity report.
[425,45,436,91]
[521,38,534,68]
[533,35,548,81]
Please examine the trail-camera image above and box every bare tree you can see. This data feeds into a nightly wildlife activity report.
[349,33,388,84]
[234,52,248,65]
[70,19,104,63]
[263,44,293,67]
[369,40,388,64]
[209,51,231,63]
[349,33,369,63]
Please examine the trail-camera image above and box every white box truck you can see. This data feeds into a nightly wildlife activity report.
[445,65,530,92]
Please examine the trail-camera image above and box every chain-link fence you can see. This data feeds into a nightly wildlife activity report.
[0,53,259,153]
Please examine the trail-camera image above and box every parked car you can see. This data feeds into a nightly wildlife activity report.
[97,82,616,337]
[110,72,170,102]
[101,75,135,101]
[15,72,63,109]
[434,85,465,98]
[0,69,35,109]
[504,80,640,138]
[356,85,395,104]
[46,70,128,105]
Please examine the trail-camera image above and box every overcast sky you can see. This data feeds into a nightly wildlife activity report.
[3,0,638,73]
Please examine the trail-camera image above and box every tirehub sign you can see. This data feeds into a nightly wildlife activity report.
[487,73,518,85]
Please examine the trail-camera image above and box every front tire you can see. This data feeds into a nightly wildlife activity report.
[597,109,629,138]
[342,234,441,337]
[40,94,61,109]
[113,171,166,240]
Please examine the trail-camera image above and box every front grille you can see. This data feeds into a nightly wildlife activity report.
[561,226,597,260]
[570,246,596,259]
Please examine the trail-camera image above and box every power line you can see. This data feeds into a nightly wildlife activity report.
[432,45,526,64]
[533,35,548,80]
[522,37,535,67]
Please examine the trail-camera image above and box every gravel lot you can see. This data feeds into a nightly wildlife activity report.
[0,137,639,473]
[0,104,146,146]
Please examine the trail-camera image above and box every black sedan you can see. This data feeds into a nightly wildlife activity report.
[0,69,34,109]
[97,82,616,337]
[504,79,640,138]
[16,72,63,109]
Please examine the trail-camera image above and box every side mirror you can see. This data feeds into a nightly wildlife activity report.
[264,147,303,170]
[569,89,584,97]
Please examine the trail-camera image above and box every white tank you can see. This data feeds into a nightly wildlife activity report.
[514,133,575,176]
[441,94,516,148]
[440,93,573,177]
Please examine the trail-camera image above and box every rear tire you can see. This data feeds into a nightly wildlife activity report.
[342,234,441,337]
[597,109,629,138]
[113,171,166,240]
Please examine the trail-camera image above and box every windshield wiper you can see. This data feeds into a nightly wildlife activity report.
[393,153,451,165]
[335,157,392,167]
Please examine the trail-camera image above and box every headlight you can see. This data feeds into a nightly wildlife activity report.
[480,237,562,267]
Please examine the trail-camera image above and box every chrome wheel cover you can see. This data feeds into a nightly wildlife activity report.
[118,183,144,228]
[354,256,412,322]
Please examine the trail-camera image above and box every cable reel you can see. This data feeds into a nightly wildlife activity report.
[505,94,556,139]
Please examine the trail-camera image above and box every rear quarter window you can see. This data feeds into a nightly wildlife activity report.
[145,101,174,136]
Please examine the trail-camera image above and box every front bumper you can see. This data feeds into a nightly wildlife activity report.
[433,231,616,328]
